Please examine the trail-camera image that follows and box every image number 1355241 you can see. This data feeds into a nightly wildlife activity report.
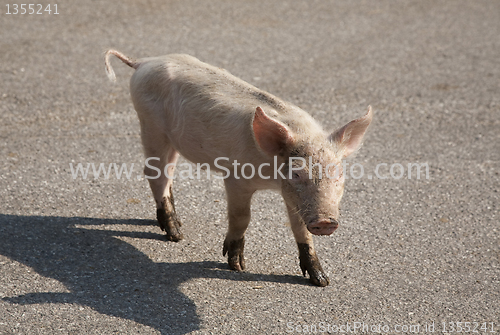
[5,4,59,14]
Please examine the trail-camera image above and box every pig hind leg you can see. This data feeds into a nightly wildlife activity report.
[286,205,329,287]
[142,132,183,242]
[222,178,255,271]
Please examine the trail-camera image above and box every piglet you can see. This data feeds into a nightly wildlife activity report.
[105,49,372,286]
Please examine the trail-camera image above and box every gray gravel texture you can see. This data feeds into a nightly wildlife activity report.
[1,1,499,334]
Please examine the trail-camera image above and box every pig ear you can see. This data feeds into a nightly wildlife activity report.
[329,106,373,158]
[253,107,294,156]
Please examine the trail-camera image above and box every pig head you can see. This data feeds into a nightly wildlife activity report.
[253,106,372,236]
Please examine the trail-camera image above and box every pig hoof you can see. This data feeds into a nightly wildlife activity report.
[298,243,330,287]
[223,237,245,271]
[300,258,329,287]
[157,209,183,242]
[305,267,329,287]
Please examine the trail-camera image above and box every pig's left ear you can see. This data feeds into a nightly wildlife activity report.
[253,107,294,156]
[328,106,373,158]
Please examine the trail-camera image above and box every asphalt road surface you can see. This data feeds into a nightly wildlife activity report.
[1,1,499,334]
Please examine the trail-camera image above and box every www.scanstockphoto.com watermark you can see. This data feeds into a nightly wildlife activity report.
[69,156,430,181]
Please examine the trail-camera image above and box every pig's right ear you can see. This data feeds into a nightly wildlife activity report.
[253,107,294,156]
[329,106,373,158]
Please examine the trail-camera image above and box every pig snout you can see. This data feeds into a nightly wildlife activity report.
[307,218,339,236]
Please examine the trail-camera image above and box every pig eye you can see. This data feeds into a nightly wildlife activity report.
[290,171,304,182]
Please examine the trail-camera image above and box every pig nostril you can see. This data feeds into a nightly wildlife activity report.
[330,218,339,226]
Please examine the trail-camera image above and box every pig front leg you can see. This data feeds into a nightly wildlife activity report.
[222,177,255,271]
[286,205,329,287]
[143,144,183,242]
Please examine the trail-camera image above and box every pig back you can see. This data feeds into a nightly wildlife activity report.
[129,55,276,172]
